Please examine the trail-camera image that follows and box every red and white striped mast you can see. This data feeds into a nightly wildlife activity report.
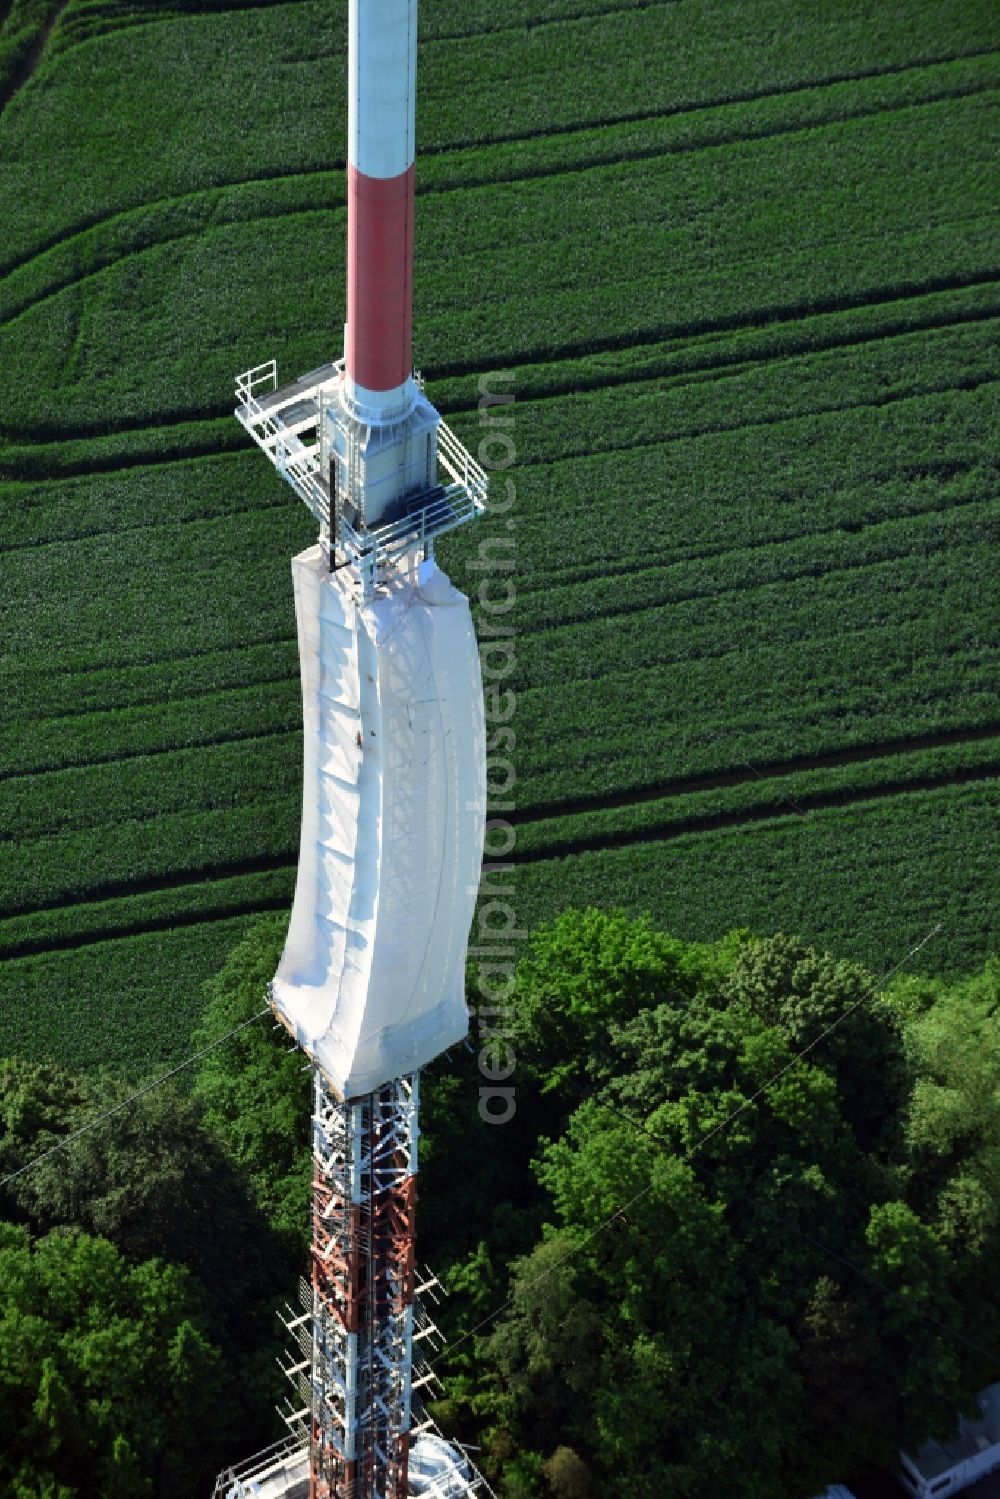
[344,0,417,420]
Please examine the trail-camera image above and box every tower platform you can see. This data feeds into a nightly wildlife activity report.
[235,359,485,597]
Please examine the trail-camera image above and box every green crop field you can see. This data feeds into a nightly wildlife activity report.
[1,0,997,1072]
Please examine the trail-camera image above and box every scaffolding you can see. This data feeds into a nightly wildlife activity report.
[249,1068,496,1499]
[283,1070,421,1499]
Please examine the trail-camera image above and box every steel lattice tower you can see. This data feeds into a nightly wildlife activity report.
[308,1073,418,1497]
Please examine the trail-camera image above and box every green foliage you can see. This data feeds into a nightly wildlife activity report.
[0,1066,290,1331]
[721,932,908,1150]
[0,1049,301,1492]
[903,961,1000,1185]
[191,914,310,1248]
[0,0,63,97]
[542,1447,594,1499]
[900,960,1000,1323]
[504,907,730,1104]
[0,1221,228,1498]
[445,918,998,1496]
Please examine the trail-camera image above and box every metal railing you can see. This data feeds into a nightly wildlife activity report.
[437,419,488,511]
[235,358,277,407]
[337,483,480,595]
[211,1430,308,1498]
[235,360,329,525]
[234,361,487,595]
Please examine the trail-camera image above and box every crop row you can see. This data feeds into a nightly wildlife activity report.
[0,791,300,917]
[3,406,994,835]
[4,478,993,792]
[5,339,992,717]
[0,504,308,680]
[418,1,1000,151]
[1,777,994,1074]
[0,731,301,842]
[2,96,996,432]
[3,0,993,267]
[0,866,294,963]
[510,605,998,812]
[506,779,1000,981]
[430,276,1000,414]
[4,52,995,331]
[471,318,1000,475]
[0,0,61,96]
[0,912,257,1074]
[1,636,296,729]
[0,448,291,550]
[502,494,998,647]
[5,527,994,917]
[0,678,301,779]
[4,297,995,544]
[442,336,1000,599]
[5,740,997,963]
[512,738,1000,858]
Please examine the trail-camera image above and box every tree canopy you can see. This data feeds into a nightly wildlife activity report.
[6,908,990,1498]
[0,1222,227,1499]
[191,913,311,1251]
[434,910,998,1498]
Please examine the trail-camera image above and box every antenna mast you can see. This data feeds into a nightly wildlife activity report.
[218,0,496,1494]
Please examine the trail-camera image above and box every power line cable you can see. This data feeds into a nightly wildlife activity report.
[4,921,978,1370]
[0,1006,271,1191]
[595,1098,1000,1367]
[445,921,944,1358]
[476,1023,999,1367]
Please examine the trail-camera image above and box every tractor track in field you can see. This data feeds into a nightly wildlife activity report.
[425,266,1000,384]
[424,0,678,47]
[476,302,1000,415]
[420,46,1000,152]
[7,346,993,480]
[412,370,998,524]
[481,370,1000,485]
[511,501,995,640]
[0,486,294,555]
[514,462,991,599]
[0,631,295,692]
[0,0,71,116]
[416,79,999,199]
[2,277,998,481]
[0,719,299,786]
[3,501,992,749]
[0,48,994,297]
[2,725,998,962]
[0,890,296,962]
[508,723,1000,826]
[51,0,678,61]
[5,472,988,651]
[509,759,1000,866]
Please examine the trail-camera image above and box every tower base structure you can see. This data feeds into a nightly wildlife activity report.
[212,1064,495,1499]
[305,1068,418,1497]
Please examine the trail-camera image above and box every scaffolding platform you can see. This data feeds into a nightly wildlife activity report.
[235,358,486,597]
[212,1433,310,1499]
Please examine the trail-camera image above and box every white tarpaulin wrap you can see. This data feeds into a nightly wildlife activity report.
[273,545,486,1099]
